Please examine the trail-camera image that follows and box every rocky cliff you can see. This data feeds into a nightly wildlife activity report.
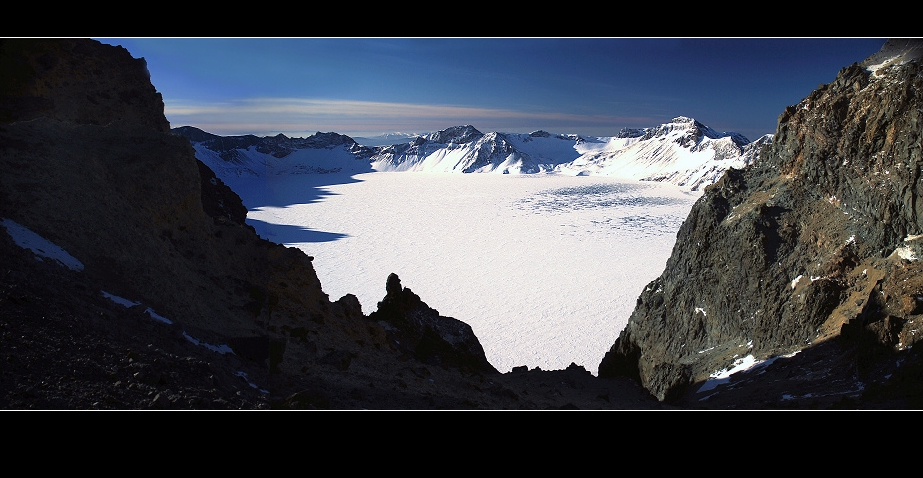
[599,39,923,405]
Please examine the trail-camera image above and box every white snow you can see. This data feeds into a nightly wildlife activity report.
[243,170,699,375]
[697,349,801,395]
[182,331,234,355]
[236,371,269,394]
[365,119,763,190]
[1,218,84,271]
[895,245,918,261]
[4,213,257,386]
[101,291,141,308]
[104,290,238,356]
[865,40,923,76]
[144,307,173,325]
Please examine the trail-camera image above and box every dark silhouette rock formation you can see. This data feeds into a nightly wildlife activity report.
[368,273,499,375]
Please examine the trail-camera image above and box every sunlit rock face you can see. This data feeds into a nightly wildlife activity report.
[599,39,923,403]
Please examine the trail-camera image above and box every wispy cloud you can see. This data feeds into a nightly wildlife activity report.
[164,98,655,137]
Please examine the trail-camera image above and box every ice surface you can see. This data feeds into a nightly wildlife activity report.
[245,171,700,375]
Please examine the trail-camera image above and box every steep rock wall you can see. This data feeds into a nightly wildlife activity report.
[599,40,923,402]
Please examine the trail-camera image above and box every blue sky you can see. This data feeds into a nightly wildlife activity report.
[97,37,887,142]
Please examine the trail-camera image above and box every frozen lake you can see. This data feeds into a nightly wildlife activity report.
[243,171,701,375]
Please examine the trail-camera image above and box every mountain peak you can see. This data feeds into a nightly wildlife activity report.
[666,116,750,144]
[171,125,219,143]
[426,125,483,144]
[670,116,696,124]
[862,38,923,74]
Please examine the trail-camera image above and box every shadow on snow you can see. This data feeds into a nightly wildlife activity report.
[231,170,372,245]
[246,217,349,244]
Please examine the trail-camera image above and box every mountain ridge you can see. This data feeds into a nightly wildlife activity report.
[175,116,772,192]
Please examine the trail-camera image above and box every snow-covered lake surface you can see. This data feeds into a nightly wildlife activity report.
[241,171,701,375]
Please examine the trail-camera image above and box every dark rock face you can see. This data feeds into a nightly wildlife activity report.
[368,274,499,375]
[0,38,342,406]
[197,159,250,227]
[616,127,646,139]
[0,39,170,133]
[599,40,923,403]
[461,132,519,173]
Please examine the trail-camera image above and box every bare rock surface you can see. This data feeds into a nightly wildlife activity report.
[599,38,923,407]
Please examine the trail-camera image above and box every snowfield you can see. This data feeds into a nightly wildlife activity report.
[184,118,757,375]
[243,171,701,375]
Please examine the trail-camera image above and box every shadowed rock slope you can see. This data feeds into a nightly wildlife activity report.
[599,39,923,407]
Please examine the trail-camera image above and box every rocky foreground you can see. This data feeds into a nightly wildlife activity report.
[1,38,921,410]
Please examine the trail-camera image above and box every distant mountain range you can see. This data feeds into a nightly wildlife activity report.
[352,132,421,147]
[174,117,773,191]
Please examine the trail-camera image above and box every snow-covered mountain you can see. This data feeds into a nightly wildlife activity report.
[352,132,422,147]
[370,125,579,174]
[177,126,376,181]
[556,117,772,190]
[176,117,772,191]
[369,118,771,189]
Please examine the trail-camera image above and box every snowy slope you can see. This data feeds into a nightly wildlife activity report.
[557,117,772,190]
[180,127,375,205]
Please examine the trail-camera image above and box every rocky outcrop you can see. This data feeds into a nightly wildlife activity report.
[599,39,923,403]
[0,39,170,133]
[368,274,499,375]
[197,159,251,227]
